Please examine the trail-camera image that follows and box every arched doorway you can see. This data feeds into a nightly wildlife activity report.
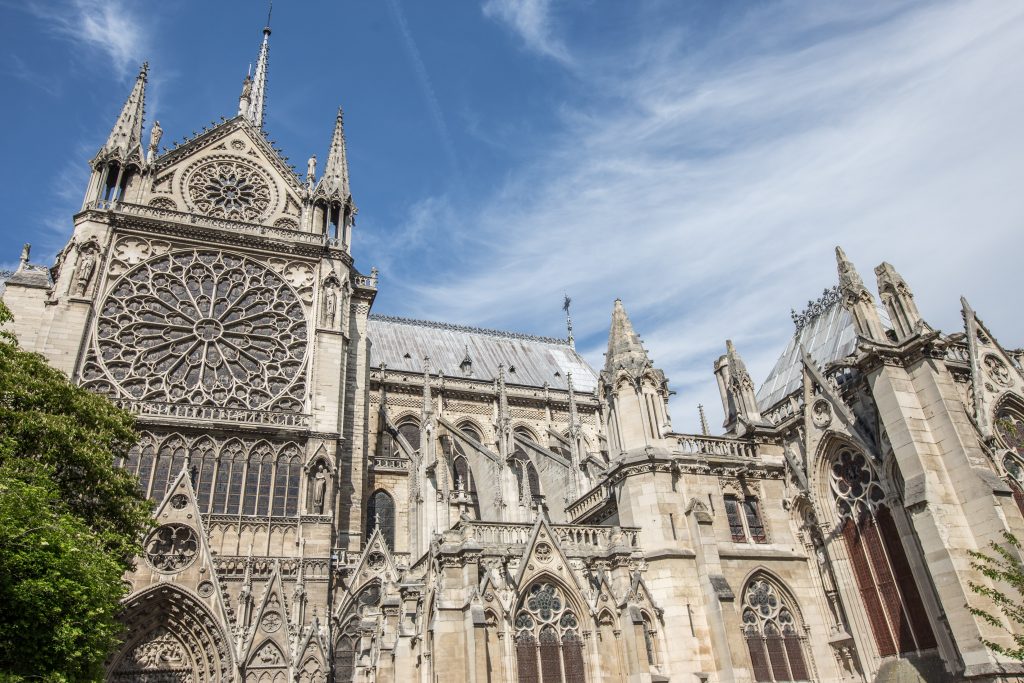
[108,585,234,681]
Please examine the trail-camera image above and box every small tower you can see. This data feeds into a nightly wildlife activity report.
[836,246,886,342]
[311,108,357,250]
[714,339,763,435]
[83,63,148,208]
[599,299,671,455]
[875,261,924,341]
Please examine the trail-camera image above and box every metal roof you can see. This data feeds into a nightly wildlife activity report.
[367,315,599,393]
[756,301,893,410]
[755,302,858,411]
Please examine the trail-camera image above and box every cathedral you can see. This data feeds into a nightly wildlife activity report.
[5,18,1024,683]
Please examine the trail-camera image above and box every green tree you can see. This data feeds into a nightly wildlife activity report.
[0,300,151,681]
[968,532,1024,661]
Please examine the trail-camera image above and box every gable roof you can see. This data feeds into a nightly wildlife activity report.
[367,315,598,392]
[756,299,892,411]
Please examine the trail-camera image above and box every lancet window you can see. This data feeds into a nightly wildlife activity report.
[511,451,542,504]
[333,618,358,683]
[830,448,936,657]
[996,407,1024,516]
[514,582,586,683]
[397,421,421,453]
[366,490,395,548]
[118,433,303,516]
[741,578,809,682]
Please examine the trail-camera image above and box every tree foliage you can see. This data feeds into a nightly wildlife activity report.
[0,300,151,681]
[968,532,1024,661]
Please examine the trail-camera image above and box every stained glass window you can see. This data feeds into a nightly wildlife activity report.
[741,578,809,682]
[367,490,395,548]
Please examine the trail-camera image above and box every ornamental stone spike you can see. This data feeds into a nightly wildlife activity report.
[243,23,271,128]
[316,107,352,204]
[98,62,148,167]
[604,298,650,375]
[835,245,885,342]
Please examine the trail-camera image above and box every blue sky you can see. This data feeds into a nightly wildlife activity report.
[2,0,1024,433]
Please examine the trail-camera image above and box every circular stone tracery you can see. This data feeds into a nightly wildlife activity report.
[144,524,198,572]
[185,159,273,221]
[95,250,307,409]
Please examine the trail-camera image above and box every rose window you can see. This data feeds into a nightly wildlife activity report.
[144,524,198,572]
[185,159,272,221]
[96,250,307,410]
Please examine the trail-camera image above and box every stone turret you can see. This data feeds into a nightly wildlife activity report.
[875,261,924,341]
[83,63,148,208]
[715,339,763,435]
[311,108,357,250]
[836,246,886,342]
[600,299,671,454]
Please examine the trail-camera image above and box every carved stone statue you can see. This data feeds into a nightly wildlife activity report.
[307,155,317,186]
[74,248,96,295]
[148,120,163,157]
[323,283,337,327]
[312,464,328,514]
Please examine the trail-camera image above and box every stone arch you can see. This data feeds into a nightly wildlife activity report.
[108,584,234,681]
[738,571,812,682]
[513,424,541,443]
[512,572,590,683]
[455,418,486,440]
[819,443,937,658]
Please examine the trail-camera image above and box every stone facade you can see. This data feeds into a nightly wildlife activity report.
[4,22,1024,683]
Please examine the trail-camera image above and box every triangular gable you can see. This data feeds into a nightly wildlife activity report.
[153,116,304,193]
[242,564,292,668]
[800,346,876,456]
[144,117,306,229]
[295,617,329,678]
[622,572,664,621]
[962,297,1024,440]
[514,514,582,593]
[339,526,399,603]
[147,468,235,632]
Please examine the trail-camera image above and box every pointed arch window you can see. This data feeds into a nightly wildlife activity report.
[513,582,586,683]
[741,578,809,682]
[366,489,395,549]
[397,421,421,453]
[830,448,936,657]
[511,451,542,504]
[190,438,217,513]
[333,618,358,683]
[996,408,1024,517]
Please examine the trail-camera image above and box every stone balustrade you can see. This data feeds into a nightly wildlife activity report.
[89,201,327,247]
[116,398,310,428]
[445,520,640,553]
[673,433,759,459]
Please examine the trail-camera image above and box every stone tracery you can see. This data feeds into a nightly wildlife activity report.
[186,158,274,221]
[95,250,307,411]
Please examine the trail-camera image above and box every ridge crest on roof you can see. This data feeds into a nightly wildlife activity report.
[368,314,569,346]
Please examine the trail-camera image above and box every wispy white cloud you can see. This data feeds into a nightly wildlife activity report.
[382,0,1024,432]
[26,0,148,78]
[482,0,571,64]
[384,0,460,175]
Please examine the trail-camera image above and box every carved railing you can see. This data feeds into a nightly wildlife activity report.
[91,201,327,246]
[566,483,611,522]
[116,398,310,428]
[333,549,411,571]
[763,395,803,426]
[446,521,640,552]
[352,269,378,290]
[371,457,407,471]
[673,434,759,459]
[945,342,970,364]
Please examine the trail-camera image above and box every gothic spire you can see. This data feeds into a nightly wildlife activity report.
[315,108,352,202]
[98,63,148,166]
[604,298,650,375]
[835,246,886,342]
[241,22,271,128]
